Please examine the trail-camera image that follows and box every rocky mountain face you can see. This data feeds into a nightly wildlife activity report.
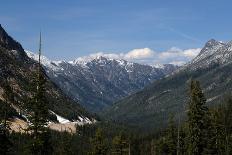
[0,25,27,59]
[0,24,94,124]
[180,39,232,71]
[103,39,232,131]
[27,52,178,112]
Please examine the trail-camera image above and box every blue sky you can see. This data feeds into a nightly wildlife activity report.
[1,0,232,65]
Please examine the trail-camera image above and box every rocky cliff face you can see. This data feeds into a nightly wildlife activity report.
[181,39,232,71]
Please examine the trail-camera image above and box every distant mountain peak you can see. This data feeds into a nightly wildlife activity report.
[180,39,232,71]
[73,55,128,67]
[204,39,225,49]
[92,56,111,63]
[193,39,224,60]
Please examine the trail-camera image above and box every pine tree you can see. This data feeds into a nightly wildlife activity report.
[202,109,218,154]
[112,132,128,155]
[90,128,108,155]
[208,108,225,154]
[0,101,12,155]
[221,97,232,155]
[178,125,187,155]
[187,80,208,155]
[165,115,177,155]
[0,80,14,155]
[27,33,50,155]
[154,136,169,154]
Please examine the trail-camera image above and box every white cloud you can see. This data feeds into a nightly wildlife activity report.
[124,48,154,59]
[183,48,201,58]
[74,47,201,66]
[169,61,186,66]
[157,47,201,64]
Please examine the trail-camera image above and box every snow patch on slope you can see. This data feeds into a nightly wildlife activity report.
[50,111,70,124]
[50,111,95,125]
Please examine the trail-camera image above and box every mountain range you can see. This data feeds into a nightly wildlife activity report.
[103,39,232,131]
[27,51,178,112]
[1,23,231,133]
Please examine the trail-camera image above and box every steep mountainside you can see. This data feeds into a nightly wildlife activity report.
[182,39,232,71]
[0,24,94,123]
[27,52,178,112]
[103,39,232,131]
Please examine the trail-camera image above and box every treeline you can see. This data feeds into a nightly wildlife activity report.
[0,122,137,154]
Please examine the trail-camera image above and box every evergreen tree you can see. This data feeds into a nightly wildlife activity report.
[202,109,218,154]
[187,80,208,155]
[112,132,128,155]
[0,101,12,155]
[90,128,108,155]
[154,115,177,155]
[165,115,177,155]
[221,97,232,155]
[0,80,14,155]
[207,108,224,154]
[57,131,73,155]
[154,136,169,154]
[178,125,187,155]
[27,33,50,155]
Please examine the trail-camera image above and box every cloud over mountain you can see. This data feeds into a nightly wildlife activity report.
[76,47,201,66]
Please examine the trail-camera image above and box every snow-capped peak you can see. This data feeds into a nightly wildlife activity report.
[25,50,61,71]
[191,39,225,64]
[153,64,165,69]
[71,57,92,66]
[180,39,232,71]
[26,50,52,65]
[72,55,114,65]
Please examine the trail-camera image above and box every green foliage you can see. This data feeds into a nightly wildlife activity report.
[26,66,50,155]
[154,115,177,155]
[0,81,15,155]
[90,128,108,155]
[152,82,232,155]
[187,80,209,155]
[218,97,232,154]
[165,115,177,155]
[3,98,232,155]
[112,132,129,155]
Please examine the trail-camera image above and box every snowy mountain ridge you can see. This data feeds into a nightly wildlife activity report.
[26,51,168,71]
[26,51,178,112]
[181,39,232,71]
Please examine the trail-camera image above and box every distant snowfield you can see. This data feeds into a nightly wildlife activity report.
[48,111,96,132]
[9,111,96,133]
[50,111,95,125]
